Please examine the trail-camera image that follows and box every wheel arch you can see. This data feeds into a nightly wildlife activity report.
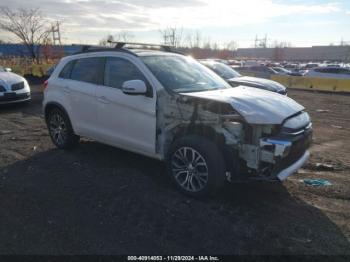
[166,124,240,175]
[44,102,75,131]
[172,124,226,148]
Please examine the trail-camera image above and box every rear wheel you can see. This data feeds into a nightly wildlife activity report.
[47,108,79,149]
[167,135,226,197]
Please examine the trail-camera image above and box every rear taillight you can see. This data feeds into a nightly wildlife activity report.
[43,80,48,90]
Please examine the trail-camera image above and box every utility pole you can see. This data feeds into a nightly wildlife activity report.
[263,34,267,48]
[51,21,61,45]
[254,34,268,48]
[163,29,176,46]
[254,35,258,48]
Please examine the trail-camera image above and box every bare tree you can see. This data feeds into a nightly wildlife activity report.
[270,41,292,61]
[183,30,202,48]
[0,7,51,63]
[194,30,202,48]
[225,41,238,51]
[115,31,134,42]
[99,34,114,46]
[184,33,193,48]
[159,27,183,47]
[99,31,134,46]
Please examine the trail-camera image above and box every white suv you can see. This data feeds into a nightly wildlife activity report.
[43,43,312,197]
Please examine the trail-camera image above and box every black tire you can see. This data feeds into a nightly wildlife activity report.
[46,107,79,149]
[166,135,226,197]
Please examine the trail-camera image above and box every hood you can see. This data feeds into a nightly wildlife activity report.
[180,86,304,125]
[228,76,286,93]
[0,72,25,88]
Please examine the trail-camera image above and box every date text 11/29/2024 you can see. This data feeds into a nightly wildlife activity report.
[127,256,219,261]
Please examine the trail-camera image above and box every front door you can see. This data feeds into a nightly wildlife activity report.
[95,56,157,156]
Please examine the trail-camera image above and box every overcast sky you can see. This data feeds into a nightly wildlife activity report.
[0,0,350,47]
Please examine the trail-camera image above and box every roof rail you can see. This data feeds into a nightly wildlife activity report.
[73,42,184,56]
[108,41,173,52]
[74,45,137,56]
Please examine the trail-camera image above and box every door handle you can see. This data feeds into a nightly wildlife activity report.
[98,96,109,104]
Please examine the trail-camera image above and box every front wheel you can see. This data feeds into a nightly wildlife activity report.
[166,135,226,197]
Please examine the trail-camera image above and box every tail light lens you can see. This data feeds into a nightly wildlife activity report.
[43,80,48,90]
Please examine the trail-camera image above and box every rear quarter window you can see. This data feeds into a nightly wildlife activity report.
[58,60,75,79]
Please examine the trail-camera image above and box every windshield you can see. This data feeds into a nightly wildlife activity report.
[141,55,230,93]
[206,62,241,79]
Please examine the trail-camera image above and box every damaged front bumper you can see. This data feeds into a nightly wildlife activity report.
[239,124,312,181]
[259,127,312,180]
[276,150,309,180]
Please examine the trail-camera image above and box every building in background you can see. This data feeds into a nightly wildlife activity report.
[235,45,350,62]
[2,43,349,62]
[0,44,236,60]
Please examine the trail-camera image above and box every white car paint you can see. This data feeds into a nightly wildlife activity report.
[96,53,157,156]
[182,86,304,125]
[0,69,31,104]
[277,151,310,180]
[44,52,158,158]
[0,71,26,85]
[43,49,311,183]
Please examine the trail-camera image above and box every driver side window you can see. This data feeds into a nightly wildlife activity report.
[104,57,147,89]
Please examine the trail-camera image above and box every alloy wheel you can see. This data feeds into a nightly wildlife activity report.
[49,112,67,146]
[171,146,209,192]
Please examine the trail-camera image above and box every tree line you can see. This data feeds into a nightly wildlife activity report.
[4,7,335,62]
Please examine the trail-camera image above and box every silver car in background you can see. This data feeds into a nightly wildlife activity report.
[200,60,287,95]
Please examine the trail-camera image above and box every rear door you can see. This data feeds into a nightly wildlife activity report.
[95,56,157,156]
[67,57,105,137]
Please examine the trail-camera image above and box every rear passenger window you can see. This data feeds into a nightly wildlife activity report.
[104,57,146,89]
[70,57,105,84]
[59,61,74,79]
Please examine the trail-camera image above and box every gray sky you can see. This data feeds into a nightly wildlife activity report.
[0,0,350,47]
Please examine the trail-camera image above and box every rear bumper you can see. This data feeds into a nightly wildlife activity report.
[277,150,309,180]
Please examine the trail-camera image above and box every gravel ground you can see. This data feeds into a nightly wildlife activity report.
[0,86,349,255]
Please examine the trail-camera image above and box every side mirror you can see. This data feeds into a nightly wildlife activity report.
[122,80,147,95]
[5,67,12,72]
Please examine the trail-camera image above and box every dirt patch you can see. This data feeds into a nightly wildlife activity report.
[0,87,349,254]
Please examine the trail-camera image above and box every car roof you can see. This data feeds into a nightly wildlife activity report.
[70,42,183,58]
[130,49,178,56]
[199,60,224,65]
[313,66,347,70]
[59,49,181,64]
